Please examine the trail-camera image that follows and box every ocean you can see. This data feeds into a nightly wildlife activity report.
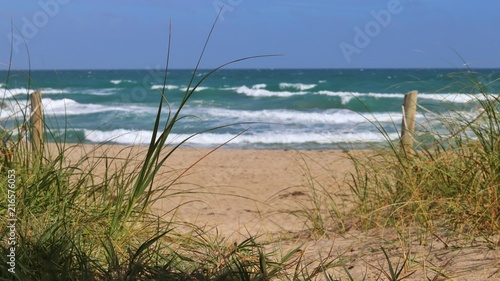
[1,68,498,150]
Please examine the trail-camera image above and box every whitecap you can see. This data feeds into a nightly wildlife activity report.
[191,107,407,125]
[179,86,209,92]
[418,93,492,103]
[151,85,179,90]
[110,79,135,85]
[235,85,307,97]
[279,82,316,91]
[317,91,405,104]
[82,129,400,146]
[41,98,155,116]
[316,91,491,105]
[1,87,70,97]
[40,88,71,94]
[78,88,118,96]
[169,131,401,145]
[84,128,154,144]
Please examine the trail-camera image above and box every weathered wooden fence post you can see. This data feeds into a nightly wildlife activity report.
[401,90,418,153]
[30,91,43,156]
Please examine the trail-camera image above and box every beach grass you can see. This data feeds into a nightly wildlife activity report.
[345,70,499,235]
[1,16,500,280]
[286,69,499,279]
[0,18,343,280]
[1,80,499,280]
[1,67,499,280]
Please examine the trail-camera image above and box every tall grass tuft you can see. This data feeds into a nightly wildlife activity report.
[0,15,328,280]
[289,152,348,237]
[346,70,499,235]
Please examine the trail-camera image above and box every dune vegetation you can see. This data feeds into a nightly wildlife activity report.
[1,18,499,281]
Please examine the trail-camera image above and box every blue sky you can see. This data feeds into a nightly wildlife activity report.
[1,0,499,70]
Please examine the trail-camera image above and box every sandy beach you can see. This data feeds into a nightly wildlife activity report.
[152,147,355,236]
[54,143,499,280]
[59,143,354,235]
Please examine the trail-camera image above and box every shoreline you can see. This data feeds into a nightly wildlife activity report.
[43,140,377,152]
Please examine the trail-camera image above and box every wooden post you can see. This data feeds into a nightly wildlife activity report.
[401,90,418,153]
[30,91,43,155]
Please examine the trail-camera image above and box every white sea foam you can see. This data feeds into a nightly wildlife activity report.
[199,107,405,124]
[418,93,493,103]
[179,86,209,92]
[151,85,179,90]
[1,87,113,96]
[1,87,70,97]
[317,91,406,104]
[41,88,72,94]
[0,93,83,120]
[235,86,382,100]
[84,129,154,144]
[82,129,400,146]
[279,82,316,91]
[317,91,492,104]
[41,98,155,116]
[1,88,22,98]
[0,106,24,120]
[110,79,135,85]
[79,88,118,96]
[174,131,400,145]
[235,85,308,97]
[232,85,487,103]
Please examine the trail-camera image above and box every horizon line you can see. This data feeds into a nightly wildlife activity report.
[3,66,500,72]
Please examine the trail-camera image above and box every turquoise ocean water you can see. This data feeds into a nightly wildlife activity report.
[1,69,499,149]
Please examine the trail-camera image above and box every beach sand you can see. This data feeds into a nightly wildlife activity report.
[58,144,499,280]
[59,143,354,235]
